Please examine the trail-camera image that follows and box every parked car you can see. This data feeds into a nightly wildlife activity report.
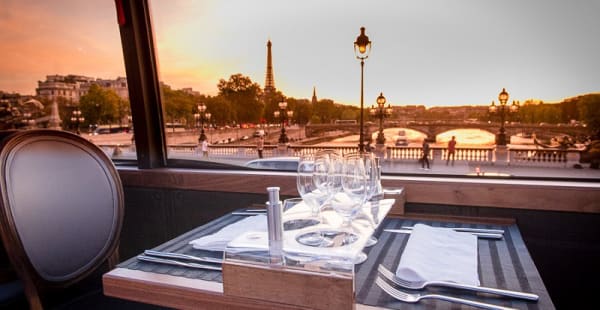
[244,157,299,171]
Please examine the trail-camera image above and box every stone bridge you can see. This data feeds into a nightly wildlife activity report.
[305,121,590,140]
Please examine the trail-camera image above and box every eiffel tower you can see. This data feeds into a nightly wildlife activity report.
[264,40,276,95]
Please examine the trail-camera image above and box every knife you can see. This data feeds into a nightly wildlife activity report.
[137,255,222,271]
[244,208,266,212]
[401,226,505,235]
[384,229,503,240]
[144,250,223,264]
[231,212,267,216]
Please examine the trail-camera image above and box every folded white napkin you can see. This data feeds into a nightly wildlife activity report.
[227,231,269,253]
[189,215,266,251]
[396,223,480,285]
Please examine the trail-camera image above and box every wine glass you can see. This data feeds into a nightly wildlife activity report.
[297,153,328,219]
[295,150,349,247]
[331,153,369,263]
[334,156,367,227]
[363,153,382,247]
[317,149,344,206]
[342,153,380,247]
[296,152,336,247]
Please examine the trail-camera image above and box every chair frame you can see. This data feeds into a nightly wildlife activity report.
[0,129,124,309]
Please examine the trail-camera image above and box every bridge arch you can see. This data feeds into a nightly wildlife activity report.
[305,122,590,141]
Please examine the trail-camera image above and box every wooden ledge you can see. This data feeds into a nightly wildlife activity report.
[117,167,600,214]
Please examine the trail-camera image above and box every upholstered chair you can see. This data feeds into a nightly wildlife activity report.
[0,130,163,309]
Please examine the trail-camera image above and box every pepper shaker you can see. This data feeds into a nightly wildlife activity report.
[266,187,283,264]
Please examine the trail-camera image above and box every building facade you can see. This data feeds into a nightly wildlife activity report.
[36,74,128,103]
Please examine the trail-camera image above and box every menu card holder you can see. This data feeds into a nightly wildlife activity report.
[222,258,354,310]
[221,197,396,309]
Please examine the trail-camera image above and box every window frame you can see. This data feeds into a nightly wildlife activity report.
[116,0,167,169]
[115,0,599,184]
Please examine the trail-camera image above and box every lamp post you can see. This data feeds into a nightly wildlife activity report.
[205,112,212,140]
[70,108,85,135]
[196,103,210,141]
[489,88,519,146]
[274,100,293,144]
[354,26,372,153]
[369,92,393,144]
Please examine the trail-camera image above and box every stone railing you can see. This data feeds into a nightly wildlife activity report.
[507,148,579,168]
[98,142,582,168]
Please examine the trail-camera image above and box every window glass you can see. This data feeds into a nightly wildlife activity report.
[148,0,599,179]
[0,1,133,162]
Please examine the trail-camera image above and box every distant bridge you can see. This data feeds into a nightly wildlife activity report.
[305,121,590,139]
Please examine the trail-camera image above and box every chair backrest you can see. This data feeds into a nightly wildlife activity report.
[0,129,124,309]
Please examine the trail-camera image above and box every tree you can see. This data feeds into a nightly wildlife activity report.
[80,84,121,126]
[205,95,235,126]
[217,74,263,124]
[288,98,312,125]
[161,84,196,128]
[263,90,285,124]
[312,99,336,123]
[577,94,600,138]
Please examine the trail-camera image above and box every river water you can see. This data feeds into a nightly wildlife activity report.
[323,128,496,147]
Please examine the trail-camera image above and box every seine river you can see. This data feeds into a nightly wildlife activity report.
[324,128,497,147]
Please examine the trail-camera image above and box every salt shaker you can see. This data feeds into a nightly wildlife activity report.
[266,187,283,264]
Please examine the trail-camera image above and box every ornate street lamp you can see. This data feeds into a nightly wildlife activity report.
[70,108,85,135]
[197,103,210,141]
[489,88,519,146]
[354,26,372,153]
[274,100,293,144]
[205,112,212,136]
[369,92,393,144]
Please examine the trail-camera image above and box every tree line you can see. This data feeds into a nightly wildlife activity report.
[2,75,599,138]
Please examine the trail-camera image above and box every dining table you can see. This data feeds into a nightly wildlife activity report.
[103,203,554,310]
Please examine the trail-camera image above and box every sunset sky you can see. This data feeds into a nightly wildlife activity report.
[1,0,599,107]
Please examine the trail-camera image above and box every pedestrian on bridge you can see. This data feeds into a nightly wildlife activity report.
[421,139,430,170]
[446,136,456,166]
[199,138,209,158]
[257,135,264,158]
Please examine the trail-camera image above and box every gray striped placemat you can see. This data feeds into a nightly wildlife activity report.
[354,218,554,309]
[118,213,554,309]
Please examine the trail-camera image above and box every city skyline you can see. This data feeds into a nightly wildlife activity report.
[1,0,599,107]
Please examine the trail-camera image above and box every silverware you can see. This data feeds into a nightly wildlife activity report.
[136,255,222,271]
[384,229,503,240]
[378,264,539,301]
[376,277,516,310]
[144,250,223,264]
[244,208,266,212]
[401,225,505,235]
[231,212,266,216]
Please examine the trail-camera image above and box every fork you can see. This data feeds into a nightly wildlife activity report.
[375,277,517,310]
[378,265,539,301]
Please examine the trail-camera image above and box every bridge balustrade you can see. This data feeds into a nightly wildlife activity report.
[440,147,494,163]
[508,149,570,168]
[98,143,583,169]
[288,145,359,157]
[386,147,424,162]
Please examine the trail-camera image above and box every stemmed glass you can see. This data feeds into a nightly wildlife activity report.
[341,152,381,247]
[363,153,382,247]
[297,153,329,219]
[295,151,340,246]
[315,149,343,204]
[330,153,369,263]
